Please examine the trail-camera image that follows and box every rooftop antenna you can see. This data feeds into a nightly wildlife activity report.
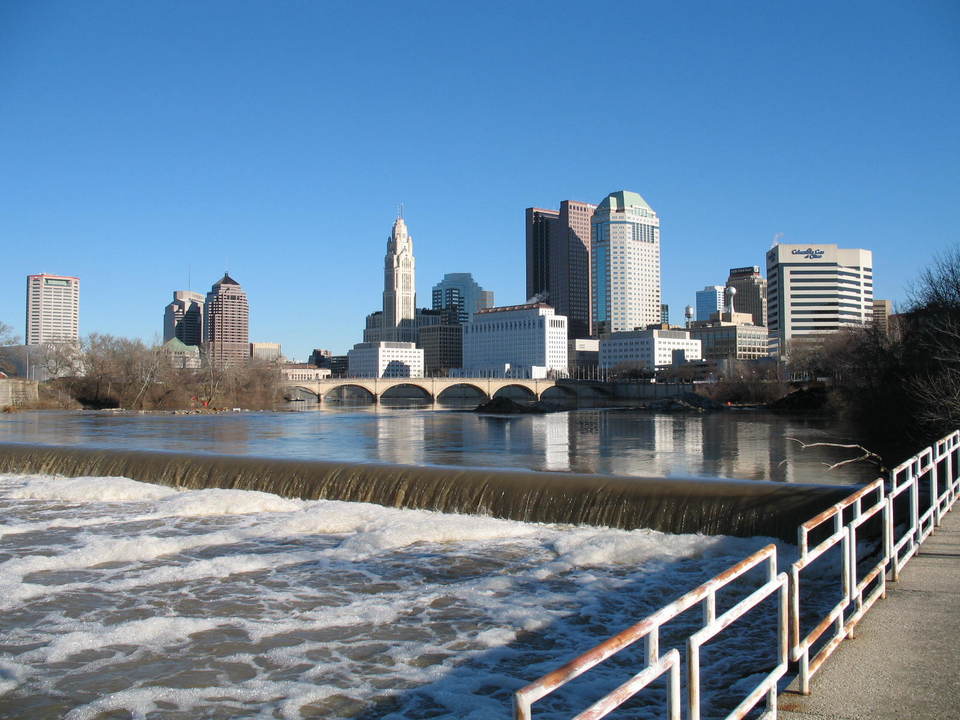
[399,201,404,219]
[187,265,191,291]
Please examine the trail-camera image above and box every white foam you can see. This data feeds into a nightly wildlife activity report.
[155,488,305,516]
[0,472,789,719]
[1,474,178,502]
[37,616,224,663]
[0,660,29,697]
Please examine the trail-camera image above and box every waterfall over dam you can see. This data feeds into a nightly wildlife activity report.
[0,442,858,541]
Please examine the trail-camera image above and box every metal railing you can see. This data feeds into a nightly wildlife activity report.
[790,479,887,694]
[513,430,960,719]
[513,544,787,720]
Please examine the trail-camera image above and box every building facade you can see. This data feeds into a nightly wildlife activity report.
[282,364,331,383]
[161,337,202,369]
[872,299,893,336]
[347,342,424,378]
[726,266,767,327]
[204,273,249,366]
[383,215,416,329]
[419,324,463,376]
[525,200,596,338]
[431,272,494,324]
[462,303,568,378]
[766,244,874,357]
[591,191,661,335]
[695,285,725,322]
[689,323,769,361]
[163,290,205,346]
[249,342,282,362]
[599,328,702,371]
[569,338,599,373]
[25,274,80,345]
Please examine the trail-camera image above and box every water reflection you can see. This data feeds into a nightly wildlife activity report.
[0,407,877,485]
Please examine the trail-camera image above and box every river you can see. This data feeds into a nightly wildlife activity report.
[0,407,868,719]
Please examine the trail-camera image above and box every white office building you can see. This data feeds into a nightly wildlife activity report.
[591,190,661,335]
[766,244,873,357]
[695,285,725,322]
[462,303,568,379]
[25,274,80,345]
[348,341,424,378]
[599,328,702,371]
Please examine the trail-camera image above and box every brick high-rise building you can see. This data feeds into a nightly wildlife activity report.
[25,274,79,345]
[525,199,596,338]
[204,273,249,366]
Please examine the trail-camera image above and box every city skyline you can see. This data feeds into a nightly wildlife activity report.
[1,2,957,360]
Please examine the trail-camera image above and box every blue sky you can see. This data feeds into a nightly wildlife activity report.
[1,1,957,359]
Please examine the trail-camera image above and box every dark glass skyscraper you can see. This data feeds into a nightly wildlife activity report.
[431,272,493,325]
[525,200,596,338]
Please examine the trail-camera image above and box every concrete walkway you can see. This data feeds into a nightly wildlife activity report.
[778,507,960,720]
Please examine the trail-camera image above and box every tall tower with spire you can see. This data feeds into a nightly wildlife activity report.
[383,214,416,328]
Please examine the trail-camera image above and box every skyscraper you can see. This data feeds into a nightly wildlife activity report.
[726,266,767,327]
[591,190,661,335]
[766,244,873,357]
[383,215,416,329]
[695,286,725,322]
[431,272,494,324]
[204,273,249,366]
[163,290,205,346]
[25,274,80,345]
[525,200,596,338]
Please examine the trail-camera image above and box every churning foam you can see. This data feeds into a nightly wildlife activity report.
[0,472,792,719]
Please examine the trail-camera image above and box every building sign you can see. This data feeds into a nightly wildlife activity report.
[791,248,826,260]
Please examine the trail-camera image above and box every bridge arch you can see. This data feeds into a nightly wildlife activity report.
[321,383,376,403]
[285,386,321,401]
[492,384,538,401]
[540,384,578,403]
[380,383,434,402]
[436,383,489,404]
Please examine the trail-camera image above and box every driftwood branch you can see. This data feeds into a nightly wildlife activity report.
[779,437,885,472]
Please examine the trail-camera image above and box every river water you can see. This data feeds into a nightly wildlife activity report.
[0,408,867,719]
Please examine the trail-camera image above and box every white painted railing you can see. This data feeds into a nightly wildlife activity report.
[514,545,788,720]
[513,430,960,718]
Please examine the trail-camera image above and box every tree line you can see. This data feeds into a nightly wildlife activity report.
[1,332,283,410]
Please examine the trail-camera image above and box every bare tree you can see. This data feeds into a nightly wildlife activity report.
[0,321,19,346]
[908,245,960,313]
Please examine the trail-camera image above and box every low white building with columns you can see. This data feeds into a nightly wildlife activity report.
[461,303,568,379]
[347,341,424,378]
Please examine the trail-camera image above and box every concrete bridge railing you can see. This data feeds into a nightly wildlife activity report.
[287,377,574,403]
[285,378,695,404]
[514,430,960,719]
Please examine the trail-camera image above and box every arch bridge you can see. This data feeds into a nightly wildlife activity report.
[285,377,596,403]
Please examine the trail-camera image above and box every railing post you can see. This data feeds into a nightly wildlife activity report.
[687,636,701,720]
[932,447,942,526]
